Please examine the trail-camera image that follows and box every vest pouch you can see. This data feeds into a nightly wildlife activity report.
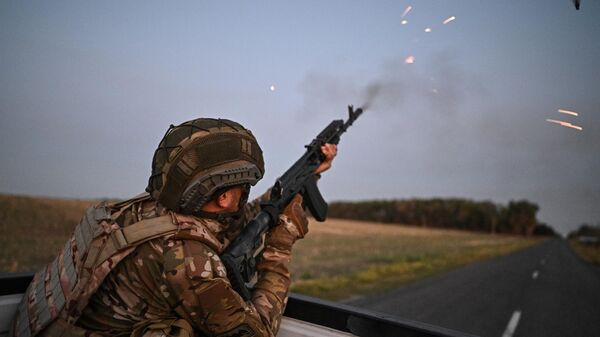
[10,202,179,337]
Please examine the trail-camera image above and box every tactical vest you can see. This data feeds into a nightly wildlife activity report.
[10,194,185,337]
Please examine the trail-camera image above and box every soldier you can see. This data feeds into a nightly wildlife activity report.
[10,118,337,337]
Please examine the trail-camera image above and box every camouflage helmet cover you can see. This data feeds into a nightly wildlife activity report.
[146,118,264,214]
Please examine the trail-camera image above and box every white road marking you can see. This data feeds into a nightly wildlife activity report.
[502,310,522,337]
[532,270,539,279]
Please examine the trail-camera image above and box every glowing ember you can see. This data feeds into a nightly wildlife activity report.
[405,56,415,64]
[558,108,579,116]
[269,85,276,92]
[401,20,408,25]
[545,119,583,131]
[401,5,413,19]
[424,27,432,33]
[443,16,456,25]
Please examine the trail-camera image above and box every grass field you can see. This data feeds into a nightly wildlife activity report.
[0,194,96,272]
[569,240,600,266]
[0,194,540,301]
[290,218,539,300]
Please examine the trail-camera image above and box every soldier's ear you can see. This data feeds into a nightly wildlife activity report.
[216,189,237,210]
[215,191,229,209]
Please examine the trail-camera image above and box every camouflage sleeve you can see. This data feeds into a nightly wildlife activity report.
[164,190,304,336]
[250,226,293,334]
[162,238,276,337]
[251,195,309,334]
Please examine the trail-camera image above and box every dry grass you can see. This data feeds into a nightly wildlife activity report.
[0,194,97,272]
[569,241,600,266]
[290,218,540,300]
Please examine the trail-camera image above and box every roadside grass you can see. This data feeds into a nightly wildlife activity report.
[569,241,600,266]
[290,218,540,300]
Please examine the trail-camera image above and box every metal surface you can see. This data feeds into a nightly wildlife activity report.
[285,293,477,337]
[0,294,22,337]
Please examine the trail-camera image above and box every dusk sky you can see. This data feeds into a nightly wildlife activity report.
[1,1,598,235]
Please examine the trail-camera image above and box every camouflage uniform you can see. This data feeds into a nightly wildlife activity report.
[73,190,307,337]
[11,118,309,337]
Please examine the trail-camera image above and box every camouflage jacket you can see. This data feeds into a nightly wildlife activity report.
[73,192,299,337]
[20,190,298,337]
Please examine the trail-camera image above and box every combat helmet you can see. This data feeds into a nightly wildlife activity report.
[146,118,264,216]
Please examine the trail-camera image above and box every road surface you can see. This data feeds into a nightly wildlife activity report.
[348,239,600,337]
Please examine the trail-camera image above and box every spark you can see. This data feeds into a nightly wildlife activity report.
[405,55,415,64]
[431,88,439,94]
[401,5,413,19]
[269,85,276,92]
[558,108,578,116]
[443,16,456,25]
[401,20,408,25]
[424,27,432,33]
[545,119,583,131]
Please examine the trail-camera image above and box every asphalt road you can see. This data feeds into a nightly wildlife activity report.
[347,239,600,337]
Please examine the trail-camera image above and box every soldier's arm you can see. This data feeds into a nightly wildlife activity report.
[162,197,308,337]
[162,239,275,337]
[164,240,274,336]
[251,195,308,333]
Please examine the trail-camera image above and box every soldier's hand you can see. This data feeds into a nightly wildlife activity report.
[315,144,337,175]
[264,194,308,251]
[282,194,308,238]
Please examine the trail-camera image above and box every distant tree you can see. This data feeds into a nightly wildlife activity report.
[567,223,600,239]
[501,200,539,236]
[479,201,500,234]
[533,223,558,237]
[328,198,539,236]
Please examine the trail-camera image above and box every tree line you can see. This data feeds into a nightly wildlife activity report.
[328,198,552,236]
[568,224,600,241]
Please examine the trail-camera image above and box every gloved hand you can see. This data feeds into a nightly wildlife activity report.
[264,194,308,251]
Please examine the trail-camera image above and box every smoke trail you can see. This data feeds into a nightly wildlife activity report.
[298,51,483,120]
[362,83,381,110]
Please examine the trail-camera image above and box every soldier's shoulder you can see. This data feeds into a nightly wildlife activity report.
[163,237,227,281]
[170,214,227,252]
[106,192,152,209]
[106,192,166,227]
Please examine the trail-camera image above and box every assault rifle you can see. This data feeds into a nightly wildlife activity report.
[221,105,363,300]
